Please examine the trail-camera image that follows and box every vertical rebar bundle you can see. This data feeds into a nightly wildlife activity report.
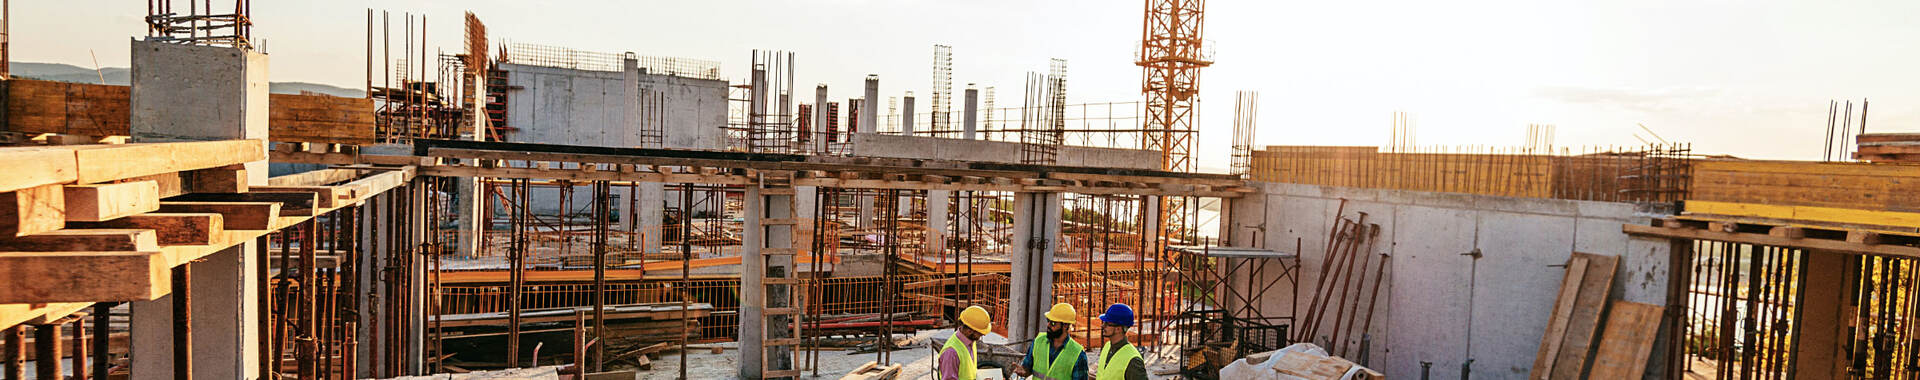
[932,45,955,134]
[1230,91,1258,177]
[145,0,253,49]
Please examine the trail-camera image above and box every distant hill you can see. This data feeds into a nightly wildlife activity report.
[10,61,364,98]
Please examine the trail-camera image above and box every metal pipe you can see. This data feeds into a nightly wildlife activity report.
[32,322,59,380]
[71,315,86,380]
[173,263,192,380]
[93,303,111,379]
[4,325,22,380]
[299,221,318,379]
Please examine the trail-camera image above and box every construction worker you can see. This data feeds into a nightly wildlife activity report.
[1093,303,1146,380]
[1014,303,1089,380]
[939,305,993,380]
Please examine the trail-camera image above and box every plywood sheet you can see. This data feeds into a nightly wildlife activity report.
[1587,301,1664,379]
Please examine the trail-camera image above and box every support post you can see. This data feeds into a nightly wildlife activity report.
[963,86,978,140]
[31,323,58,380]
[1008,192,1063,339]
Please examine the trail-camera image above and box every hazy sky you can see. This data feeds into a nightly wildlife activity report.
[12,0,1920,168]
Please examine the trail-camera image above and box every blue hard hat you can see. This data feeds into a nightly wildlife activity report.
[1098,303,1134,327]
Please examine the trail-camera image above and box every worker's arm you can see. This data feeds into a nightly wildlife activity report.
[1070,354,1089,380]
[937,348,961,380]
[1125,357,1148,380]
[1015,350,1036,377]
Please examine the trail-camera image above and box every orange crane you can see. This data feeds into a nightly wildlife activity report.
[1138,0,1211,244]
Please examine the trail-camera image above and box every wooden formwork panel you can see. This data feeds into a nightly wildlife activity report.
[3,79,132,136]
[3,79,375,143]
[267,93,376,144]
[1691,160,1920,213]
[1249,147,1555,198]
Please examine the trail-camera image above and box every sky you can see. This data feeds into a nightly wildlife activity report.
[11,0,1920,169]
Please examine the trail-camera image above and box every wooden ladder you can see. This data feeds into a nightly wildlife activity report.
[756,177,805,379]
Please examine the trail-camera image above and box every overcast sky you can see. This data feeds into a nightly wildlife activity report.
[11,0,1920,168]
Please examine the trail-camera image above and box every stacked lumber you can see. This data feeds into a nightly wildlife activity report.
[1854,133,1920,163]
[0,140,413,331]
[841,360,902,380]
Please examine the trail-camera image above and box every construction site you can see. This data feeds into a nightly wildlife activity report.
[0,1,1917,379]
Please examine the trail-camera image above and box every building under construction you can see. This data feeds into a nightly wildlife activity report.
[1,1,1918,380]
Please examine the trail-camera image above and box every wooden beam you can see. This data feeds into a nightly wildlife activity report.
[0,251,166,303]
[70,140,265,184]
[266,168,361,187]
[69,213,223,246]
[61,181,159,222]
[1624,223,1920,258]
[156,202,280,230]
[0,184,65,237]
[166,192,317,217]
[250,186,351,208]
[0,147,78,193]
[184,167,248,194]
[0,229,159,252]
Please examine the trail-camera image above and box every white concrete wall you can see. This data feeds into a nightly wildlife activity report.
[847,134,1162,170]
[500,63,726,150]
[1223,182,1672,379]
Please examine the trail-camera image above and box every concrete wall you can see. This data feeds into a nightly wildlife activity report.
[848,134,1162,170]
[1222,182,1672,379]
[500,63,727,150]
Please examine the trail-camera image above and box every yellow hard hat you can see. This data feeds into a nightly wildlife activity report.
[1045,303,1077,324]
[959,305,992,334]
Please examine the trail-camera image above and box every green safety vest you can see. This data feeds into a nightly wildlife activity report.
[1030,332,1085,380]
[941,334,978,380]
[1095,341,1141,380]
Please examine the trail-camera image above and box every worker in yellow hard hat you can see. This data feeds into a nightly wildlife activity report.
[938,305,993,380]
[1014,303,1089,380]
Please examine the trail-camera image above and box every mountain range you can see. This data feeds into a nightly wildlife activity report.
[9,62,364,98]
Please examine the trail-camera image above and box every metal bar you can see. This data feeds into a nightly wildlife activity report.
[93,302,112,379]
[173,263,193,380]
[32,322,58,380]
[71,315,86,380]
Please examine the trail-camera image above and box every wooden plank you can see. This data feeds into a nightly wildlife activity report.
[156,202,280,230]
[1587,301,1665,380]
[0,251,167,303]
[62,181,160,222]
[1624,224,1920,258]
[1687,200,1920,229]
[69,213,223,246]
[0,147,79,192]
[0,184,66,237]
[70,140,266,184]
[166,192,316,217]
[0,229,160,252]
[1531,256,1589,379]
[1549,252,1619,380]
[267,168,362,187]
[250,185,351,208]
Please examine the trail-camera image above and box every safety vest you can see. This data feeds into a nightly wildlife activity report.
[1030,332,1085,380]
[941,334,978,380]
[1095,341,1141,380]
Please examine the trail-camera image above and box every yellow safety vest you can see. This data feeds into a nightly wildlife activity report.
[941,334,978,380]
[1031,332,1085,380]
[1095,341,1141,380]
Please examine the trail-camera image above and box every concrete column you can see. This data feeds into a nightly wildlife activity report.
[407,183,428,375]
[963,86,978,140]
[926,190,950,255]
[454,64,494,258]
[813,85,828,152]
[901,94,916,135]
[640,182,665,254]
[1007,192,1062,340]
[861,75,878,134]
[738,186,797,379]
[355,193,384,379]
[127,39,266,380]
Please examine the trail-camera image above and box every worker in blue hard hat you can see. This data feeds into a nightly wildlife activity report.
[1014,303,1089,380]
[1093,303,1146,380]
